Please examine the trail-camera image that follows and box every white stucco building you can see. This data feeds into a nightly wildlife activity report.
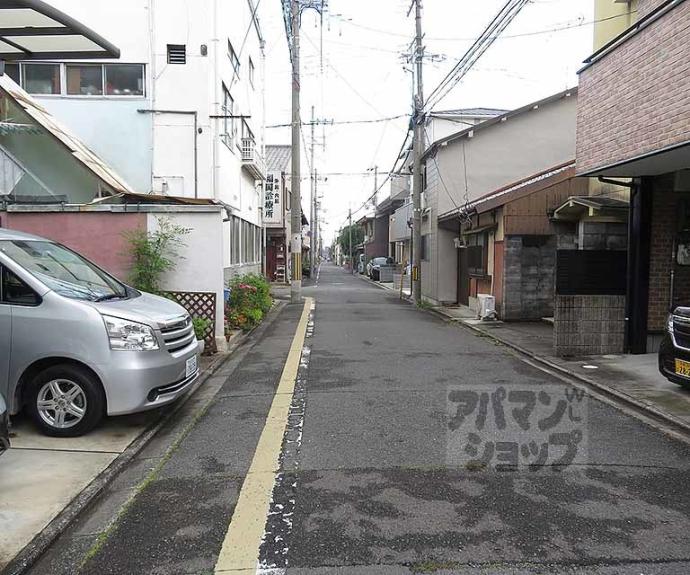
[7,0,267,279]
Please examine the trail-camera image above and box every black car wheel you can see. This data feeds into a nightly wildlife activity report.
[27,364,106,437]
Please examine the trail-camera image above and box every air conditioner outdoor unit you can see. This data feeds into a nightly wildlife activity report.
[477,294,498,321]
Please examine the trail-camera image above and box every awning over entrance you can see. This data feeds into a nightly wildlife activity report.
[579,140,690,178]
[553,196,629,221]
[0,0,119,61]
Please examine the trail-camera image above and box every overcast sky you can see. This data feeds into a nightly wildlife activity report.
[260,0,595,243]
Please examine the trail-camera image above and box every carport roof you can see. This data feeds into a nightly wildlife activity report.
[0,0,119,61]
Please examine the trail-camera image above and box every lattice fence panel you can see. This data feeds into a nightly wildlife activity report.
[164,291,217,354]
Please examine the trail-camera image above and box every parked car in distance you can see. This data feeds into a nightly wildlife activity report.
[358,254,366,274]
[0,393,9,456]
[0,229,203,437]
[367,257,394,281]
[659,306,690,386]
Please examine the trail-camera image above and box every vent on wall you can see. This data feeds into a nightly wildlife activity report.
[167,44,186,65]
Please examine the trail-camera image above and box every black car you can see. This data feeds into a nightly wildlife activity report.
[367,257,394,281]
[659,306,690,386]
[0,393,9,456]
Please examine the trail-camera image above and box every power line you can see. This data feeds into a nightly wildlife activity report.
[337,128,412,228]
[302,30,407,136]
[425,0,531,112]
[332,10,634,43]
[265,113,408,128]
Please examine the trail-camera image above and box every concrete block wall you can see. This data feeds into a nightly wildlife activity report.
[554,295,626,356]
[503,235,556,321]
[579,221,628,251]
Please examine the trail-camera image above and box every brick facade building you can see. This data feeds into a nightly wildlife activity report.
[577,0,690,353]
[577,0,690,175]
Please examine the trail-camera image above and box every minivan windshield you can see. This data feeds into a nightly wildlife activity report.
[0,240,128,302]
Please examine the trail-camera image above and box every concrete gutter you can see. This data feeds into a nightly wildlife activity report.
[368,276,690,440]
[1,302,285,575]
[428,306,690,440]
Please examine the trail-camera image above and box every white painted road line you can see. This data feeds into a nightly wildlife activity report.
[214,298,313,574]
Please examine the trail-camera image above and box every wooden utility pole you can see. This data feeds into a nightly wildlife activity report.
[412,0,424,305]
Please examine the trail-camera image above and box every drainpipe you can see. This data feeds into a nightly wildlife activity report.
[137,109,199,199]
[147,0,156,193]
[213,0,220,201]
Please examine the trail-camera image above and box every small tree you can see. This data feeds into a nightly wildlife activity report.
[337,224,364,261]
[125,217,190,294]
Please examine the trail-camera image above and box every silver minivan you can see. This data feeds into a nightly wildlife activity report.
[0,229,203,437]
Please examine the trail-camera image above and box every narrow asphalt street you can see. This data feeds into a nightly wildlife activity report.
[28,263,690,575]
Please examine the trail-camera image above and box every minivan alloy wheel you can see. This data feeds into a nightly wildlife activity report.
[36,379,87,429]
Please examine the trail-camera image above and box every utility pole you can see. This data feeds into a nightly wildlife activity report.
[373,165,378,208]
[310,105,316,279]
[314,167,319,269]
[289,0,302,303]
[411,0,424,305]
[283,0,327,302]
[348,208,353,274]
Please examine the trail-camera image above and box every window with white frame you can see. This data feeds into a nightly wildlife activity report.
[229,216,261,266]
[222,83,236,149]
[66,64,102,96]
[230,216,241,265]
[228,40,240,75]
[105,64,145,96]
[22,63,61,94]
[14,62,145,97]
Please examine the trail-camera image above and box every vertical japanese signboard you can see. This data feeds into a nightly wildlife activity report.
[264,172,282,225]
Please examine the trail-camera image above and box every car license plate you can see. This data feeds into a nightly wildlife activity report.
[186,355,198,378]
[675,359,690,377]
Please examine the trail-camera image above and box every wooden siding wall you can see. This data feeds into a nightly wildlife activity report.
[503,177,588,235]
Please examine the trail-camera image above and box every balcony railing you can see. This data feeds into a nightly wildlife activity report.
[241,137,267,181]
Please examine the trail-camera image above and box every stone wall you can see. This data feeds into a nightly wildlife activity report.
[554,295,626,356]
[503,235,556,321]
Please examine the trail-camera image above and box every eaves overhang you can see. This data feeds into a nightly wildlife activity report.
[0,0,120,61]
[577,140,690,178]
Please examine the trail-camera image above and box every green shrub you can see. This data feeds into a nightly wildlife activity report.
[225,274,272,333]
[124,217,190,294]
[192,316,212,341]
